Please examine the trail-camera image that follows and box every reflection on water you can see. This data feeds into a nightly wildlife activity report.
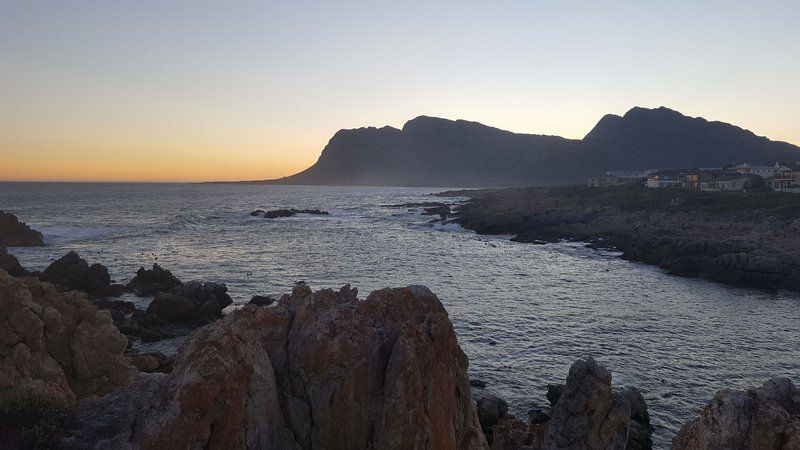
[2,182,799,448]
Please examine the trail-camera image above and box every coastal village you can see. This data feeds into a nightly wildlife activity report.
[588,161,800,193]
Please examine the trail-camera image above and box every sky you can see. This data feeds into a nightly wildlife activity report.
[1,1,798,182]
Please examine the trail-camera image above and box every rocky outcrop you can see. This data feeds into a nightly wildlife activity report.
[143,281,232,326]
[487,357,651,450]
[672,377,800,449]
[65,284,487,449]
[0,247,24,277]
[0,210,44,247]
[39,251,123,298]
[257,208,330,219]
[0,269,134,402]
[125,263,182,296]
[444,184,800,291]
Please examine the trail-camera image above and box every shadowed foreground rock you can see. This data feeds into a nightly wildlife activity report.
[0,247,24,277]
[39,251,124,299]
[672,377,800,449]
[64,284,487,449]
[487,357,652,450]
[0,210,44,247]
[0,270,134,402]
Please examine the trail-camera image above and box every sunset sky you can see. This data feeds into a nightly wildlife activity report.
[2,1,798,182]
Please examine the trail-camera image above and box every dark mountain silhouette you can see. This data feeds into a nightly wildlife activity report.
[255,107,799,187]
[584,107,800,171]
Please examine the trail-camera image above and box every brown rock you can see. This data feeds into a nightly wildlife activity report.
[0,269,134,401]
[65,284,487,449]
[672,377,800,449]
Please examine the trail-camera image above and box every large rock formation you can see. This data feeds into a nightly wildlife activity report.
[0,210,44,247]
[39,251,123,298]
[0,269,134,402]
[672,377,800,449]
[487,357,651,450]
[243,107,799,187]
[124,263,182,296]
[446,184,800,291]
[64,284,487,449]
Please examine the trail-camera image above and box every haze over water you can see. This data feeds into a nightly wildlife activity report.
[3,182,799,448]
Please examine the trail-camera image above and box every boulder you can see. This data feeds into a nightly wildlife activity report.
[477,396,509,442]
[248,295,275,307]
[672,377,800,449]
[39,251,124,298]
[125,263,183,296]
[0,269,135,402]
[0,247,24,277]
[143,281,232,326]
[64,284,487,449]
[0,210,44,247]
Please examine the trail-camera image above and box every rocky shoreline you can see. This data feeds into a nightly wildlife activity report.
[2,210,799,448]
[438,184,800,291]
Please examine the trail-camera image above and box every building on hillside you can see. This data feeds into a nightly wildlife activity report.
[770,162,800,192]
[735,162,775,178]
[699,172,763,191]
[587,169,654,187]
[646,169,686,188]
[682,170,714,189]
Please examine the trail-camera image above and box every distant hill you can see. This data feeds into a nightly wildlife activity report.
[250,107,800,187]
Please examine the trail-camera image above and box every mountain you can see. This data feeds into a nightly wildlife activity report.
[261,107,800,187]
[583,106,800,171]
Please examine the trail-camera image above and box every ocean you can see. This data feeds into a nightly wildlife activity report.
[2,182,799,448]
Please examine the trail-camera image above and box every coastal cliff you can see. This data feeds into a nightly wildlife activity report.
[441,184,800,291]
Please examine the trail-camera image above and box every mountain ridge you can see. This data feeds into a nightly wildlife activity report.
[227,107,799,187]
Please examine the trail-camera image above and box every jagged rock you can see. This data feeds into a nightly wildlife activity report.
[125,263,183,296]
[490,358,652,450]
[0,247,24,277]
[39,251,124,298]
[65,284,487,449]
[143,281,232,326]
[0,269,134,401]
[672,377,800,449]
[542,357,650,449]
[0,210,44,247]
[263,208,329,219]
[248,295,275,307]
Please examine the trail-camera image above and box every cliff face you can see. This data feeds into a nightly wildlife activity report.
[65,284,487,450]
[267,107,799,187]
